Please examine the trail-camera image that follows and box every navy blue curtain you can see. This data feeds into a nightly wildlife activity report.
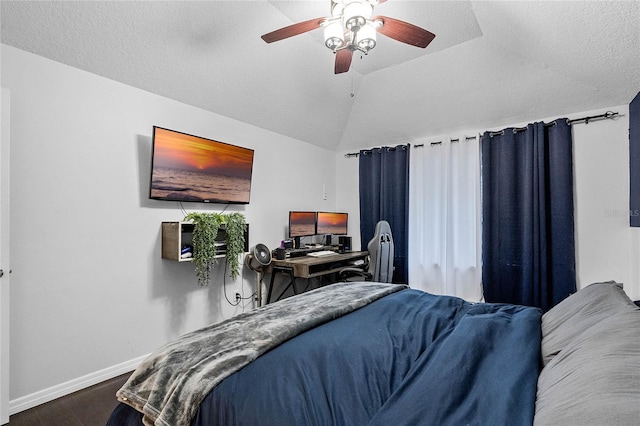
[359,144,410,284]
[481,120,576,312]
[630,92,640,227]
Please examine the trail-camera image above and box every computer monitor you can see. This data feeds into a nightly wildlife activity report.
[288,211,317,238]
[316,212,348,236]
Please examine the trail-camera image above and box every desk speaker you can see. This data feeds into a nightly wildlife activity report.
[338,236,352,252]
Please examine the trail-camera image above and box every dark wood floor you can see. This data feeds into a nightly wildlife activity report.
[8,372,131,426]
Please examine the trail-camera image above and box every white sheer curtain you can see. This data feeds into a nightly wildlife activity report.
[408,136,483,301]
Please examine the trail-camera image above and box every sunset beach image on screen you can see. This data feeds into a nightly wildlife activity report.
[316,212,348,235]
[289,211,316,237]
[149,127,254,204]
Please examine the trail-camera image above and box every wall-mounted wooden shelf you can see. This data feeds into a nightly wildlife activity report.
[161,221,249,262]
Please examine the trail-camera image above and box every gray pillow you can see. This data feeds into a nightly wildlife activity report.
[535,281,640,426]
[540,281,637,366]
[534,309,640,425]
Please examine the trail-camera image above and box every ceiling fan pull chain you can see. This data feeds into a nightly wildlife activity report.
[350,68,355,98]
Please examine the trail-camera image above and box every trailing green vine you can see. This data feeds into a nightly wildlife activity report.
[184,212,222,286]
[183,212,246,286]
[223,212,246,280]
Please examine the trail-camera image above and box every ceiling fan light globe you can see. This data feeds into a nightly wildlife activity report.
[356,23,376,53]
[330,2,344,18]
[343,1,372,32]
[324,21,345,50]
[326,37,345,50]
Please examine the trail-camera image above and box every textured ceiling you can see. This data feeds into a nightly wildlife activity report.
[1,1,639,152]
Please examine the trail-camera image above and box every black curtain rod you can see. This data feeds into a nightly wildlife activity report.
[345,136,479,156]
[488,111,620,137]
[344,144,409,158]
[346,111,619,156]
[510,111,620,132]
[567,110,619,125]
[421,135,477,148]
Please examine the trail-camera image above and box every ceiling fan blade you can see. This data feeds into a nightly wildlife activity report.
[334,49,353,74]
[261,18,325,43]
[373,16,435,48]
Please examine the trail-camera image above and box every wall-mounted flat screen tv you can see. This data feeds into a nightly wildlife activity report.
[149,126,254,204]
[316,212,348,235]
[289,211,317,238]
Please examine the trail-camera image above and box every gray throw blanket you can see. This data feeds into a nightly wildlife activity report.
[116,281,405,426]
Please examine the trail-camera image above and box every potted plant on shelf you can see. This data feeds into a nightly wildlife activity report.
[183,212,246,286]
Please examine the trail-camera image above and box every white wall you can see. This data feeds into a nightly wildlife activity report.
[572,105,640,299]
[1,88,12,424]
[336,106,640,301]
[335,152,361,250]
[1,45,338,404]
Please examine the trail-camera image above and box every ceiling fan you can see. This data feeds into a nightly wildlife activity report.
[261,0,436,74]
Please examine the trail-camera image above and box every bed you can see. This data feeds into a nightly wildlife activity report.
[108,281,639,426]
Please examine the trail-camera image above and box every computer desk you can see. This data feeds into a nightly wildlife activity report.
[262,250,368,305]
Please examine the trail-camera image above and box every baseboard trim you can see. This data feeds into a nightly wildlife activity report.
[8,353,149,416]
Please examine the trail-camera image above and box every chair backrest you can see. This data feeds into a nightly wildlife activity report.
[366,220,394,283]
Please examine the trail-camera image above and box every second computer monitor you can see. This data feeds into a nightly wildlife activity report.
[316,212,348,236]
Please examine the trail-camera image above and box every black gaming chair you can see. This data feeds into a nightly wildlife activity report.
[340,220,394,283]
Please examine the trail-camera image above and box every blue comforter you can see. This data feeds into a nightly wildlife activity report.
[109,288,541,426]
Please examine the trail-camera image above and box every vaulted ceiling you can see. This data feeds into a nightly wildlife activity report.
[2,1,639,152]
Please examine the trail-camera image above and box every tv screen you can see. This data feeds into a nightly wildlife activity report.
[316,212,348,235]
[289,211,317,238]
[149,126,255,204]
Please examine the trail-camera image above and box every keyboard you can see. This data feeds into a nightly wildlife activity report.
[307,250,337,257]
